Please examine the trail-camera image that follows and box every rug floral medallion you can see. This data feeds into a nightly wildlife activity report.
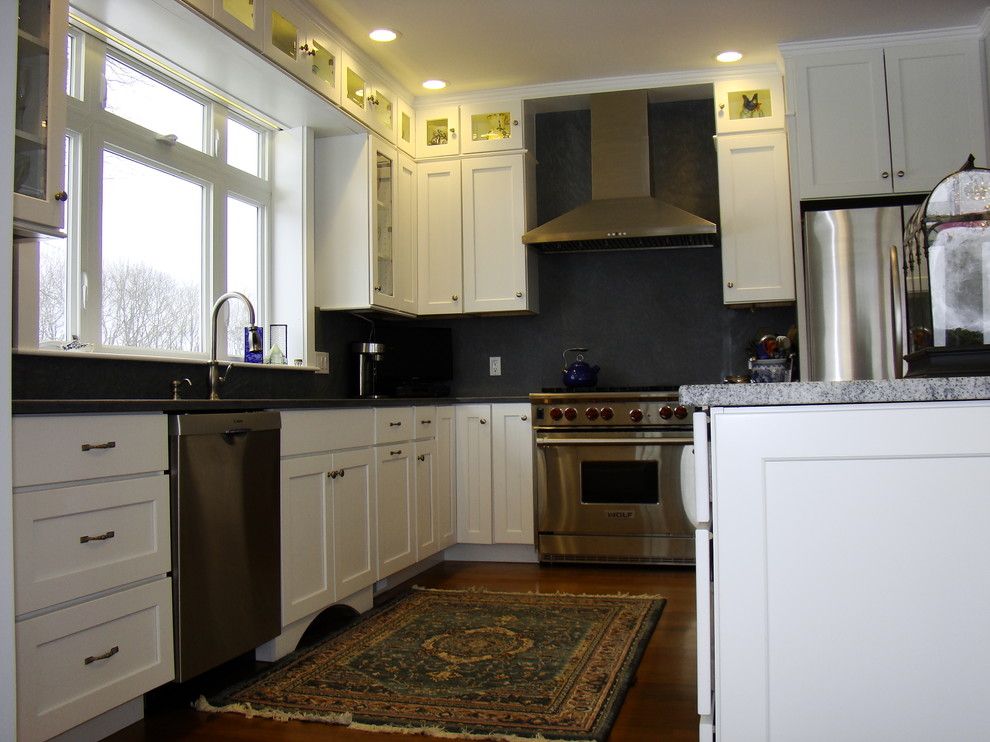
[201,587,666,741]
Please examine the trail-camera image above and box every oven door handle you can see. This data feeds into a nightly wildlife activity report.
[536,437,694,446]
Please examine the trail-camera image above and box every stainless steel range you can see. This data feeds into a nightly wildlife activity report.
[530,388,696,565]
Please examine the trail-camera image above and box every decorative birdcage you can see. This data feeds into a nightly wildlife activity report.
[902,155,990,376]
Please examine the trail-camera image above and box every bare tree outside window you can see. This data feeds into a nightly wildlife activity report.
[101,261,200,351]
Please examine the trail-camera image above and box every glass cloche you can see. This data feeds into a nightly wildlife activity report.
[902,155,990,376]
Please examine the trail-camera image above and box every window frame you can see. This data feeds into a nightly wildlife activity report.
[60,27,274,361]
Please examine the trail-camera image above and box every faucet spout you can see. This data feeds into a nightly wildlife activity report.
[209,291,260,400]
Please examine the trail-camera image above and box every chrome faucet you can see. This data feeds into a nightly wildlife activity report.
[209,291,262,400]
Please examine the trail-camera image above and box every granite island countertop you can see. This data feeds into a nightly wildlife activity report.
[679,377,990,408]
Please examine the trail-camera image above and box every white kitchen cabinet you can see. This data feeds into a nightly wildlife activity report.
[211,0,266,47]
[417,105,460,158]
[376,441,416,576]
[417,158,464,315]
[459,99,524,154]
[703,401,990,741]
[462,154,534,313]
[330,447,377,597]
[414,437,438,559]
[789,40,988,198]
[340,51,395,141]
[314,134,417,315]
[456,403,533,545]
[263,1,341,105]
[436,406,457,549]
[12,413,173,741]
[14,0,68,233]
[716,130,794,304]
[396,97,416,156]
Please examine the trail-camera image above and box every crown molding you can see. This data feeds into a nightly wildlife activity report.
[778,22,983,58]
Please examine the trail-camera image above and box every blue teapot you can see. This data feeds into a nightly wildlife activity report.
[561,348,600,388]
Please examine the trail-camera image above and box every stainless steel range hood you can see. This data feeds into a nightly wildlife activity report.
[522,90,718,251]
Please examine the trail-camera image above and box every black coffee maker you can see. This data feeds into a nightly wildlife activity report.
[352,342,386,398]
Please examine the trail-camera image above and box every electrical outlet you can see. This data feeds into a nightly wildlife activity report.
[489,356,502,376]
[315,351,330,374]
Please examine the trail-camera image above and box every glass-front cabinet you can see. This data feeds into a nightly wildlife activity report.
[416,105,459,158]
[213,0,265,47]
[263,1,340,104]
[370,139,415,314]
[14,0,68,232]
[372,142,396,307]
[302,26,340,104]
[396,98,415,156]
[367,82,395,142]
[459,99,523,154]
[341,52,370,127]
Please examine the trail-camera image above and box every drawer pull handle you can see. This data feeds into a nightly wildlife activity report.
[417,454,426,461]
[84,645,119,665]
[389,421,402,427]
[80,530,115,544]
[81,441,116,451]
[421,419,432,425]
[390,449,402,456]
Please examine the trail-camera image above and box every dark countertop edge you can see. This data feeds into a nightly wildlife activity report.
[12,396,531,415]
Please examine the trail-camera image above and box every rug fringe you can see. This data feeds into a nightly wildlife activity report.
[195,695,588,742]
[411,585,666,601]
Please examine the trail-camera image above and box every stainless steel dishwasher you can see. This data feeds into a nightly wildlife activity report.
[169,411,281,681]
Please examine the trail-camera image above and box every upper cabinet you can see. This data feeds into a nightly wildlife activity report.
[417,105,460,158]
[788,39,989,199]
[211,0,266,48]
[14,0,68,233]
[264,0,341,105]
[396,98,416,156]
[460,99,524,154]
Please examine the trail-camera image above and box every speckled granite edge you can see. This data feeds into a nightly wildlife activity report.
[679,377,990,407]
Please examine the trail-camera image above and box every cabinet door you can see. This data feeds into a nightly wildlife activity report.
[396,98,416,156]
[280,453,334,626]
[417,160,463,315]
[371,139,399,312]
[417,106,460,158]
[462,154,530,313]
[376,445,416,576]
[711,402,990,741]
[14,0,67,232]
[436,407,457,549]
[791,49,891,198]
[455,405,493,544]
[300,21,341,105]
[213,0,265,47]
[414,439,438,560]
[340,52,371,126]
[331,447,377,598]
[393,152,418,314]
[459,99,523,154]
[367,81,397,143]
[490,404,534,545]
[885,40,988,194]
[717,131,795,304]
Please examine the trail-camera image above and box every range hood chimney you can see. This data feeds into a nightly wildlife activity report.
[522,90,718,251]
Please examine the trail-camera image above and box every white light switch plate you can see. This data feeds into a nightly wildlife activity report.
[315,351,330,374]
[489,356,501,376]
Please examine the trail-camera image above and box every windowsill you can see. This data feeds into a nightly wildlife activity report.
[13,346,320,372]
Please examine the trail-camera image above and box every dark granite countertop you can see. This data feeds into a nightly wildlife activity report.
[12,396,531,415]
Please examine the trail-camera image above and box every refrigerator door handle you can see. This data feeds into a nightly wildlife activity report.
[890,244,904,379]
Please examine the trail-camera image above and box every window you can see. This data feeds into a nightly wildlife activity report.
[42,27,275,360]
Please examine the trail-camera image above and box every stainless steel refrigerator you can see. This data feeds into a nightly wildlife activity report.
[802,203,920,381]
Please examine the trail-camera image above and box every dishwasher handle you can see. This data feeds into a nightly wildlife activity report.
[223,428,251,436]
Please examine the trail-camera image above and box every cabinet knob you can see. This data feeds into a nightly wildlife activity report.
[515,291,523,298]
[480,418,487,424]
[328,470,337,478]
[726,281,734,288]
[521,414,528,421]
[881,171,890,179]
[54,190,68,202]
[417,454,425,462]
[374,285,382,292]
[339,469,345,478]
[897,170,905,177]
[513,119,519,126]
[451,294,459,301]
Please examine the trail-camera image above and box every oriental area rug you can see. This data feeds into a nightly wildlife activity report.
[197,586,666,741]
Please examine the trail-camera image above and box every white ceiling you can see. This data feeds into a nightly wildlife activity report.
[311,0,989,97]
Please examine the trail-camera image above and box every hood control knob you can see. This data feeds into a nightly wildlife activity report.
[600,407,614,420]
[629,408,643,423]
[585,407,600,421]
[549,407,563,421]
[564,407,578,421]
[659,405,673,420]
[674,405,688,420]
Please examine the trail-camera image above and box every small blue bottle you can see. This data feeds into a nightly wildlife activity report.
[244,325,263,363]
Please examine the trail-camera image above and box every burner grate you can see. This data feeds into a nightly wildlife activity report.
[540,384,680,394]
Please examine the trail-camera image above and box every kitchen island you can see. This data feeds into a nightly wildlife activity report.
[683,378,990,742]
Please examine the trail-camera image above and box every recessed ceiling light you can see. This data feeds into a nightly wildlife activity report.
[369,28,398,42]
[716,50,743,63]
[422,79,448,90]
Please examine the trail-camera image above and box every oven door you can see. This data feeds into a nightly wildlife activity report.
[535,428,696,537]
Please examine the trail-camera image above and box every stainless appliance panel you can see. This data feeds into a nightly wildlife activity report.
[170,411,280,681]
[803,206,907,381]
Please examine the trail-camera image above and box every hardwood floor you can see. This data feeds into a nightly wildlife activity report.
[108,562,697,741]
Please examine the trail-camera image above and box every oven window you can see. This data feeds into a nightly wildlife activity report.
[581,461,659,505]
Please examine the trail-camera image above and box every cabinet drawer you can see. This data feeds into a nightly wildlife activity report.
[13,414,167,487]
[16,578,174,742]
[15,475,171,615]
[281,408,375,455]
[376,407,414,444]
[414,406,438,439]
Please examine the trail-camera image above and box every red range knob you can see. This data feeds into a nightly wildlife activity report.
[674,405,688,419]
[549,407,563,421]
[629,408,643,423]
[600,407,614,420]
[585,407,600,420]
[563,407,577,421]
[659,405,673,419]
